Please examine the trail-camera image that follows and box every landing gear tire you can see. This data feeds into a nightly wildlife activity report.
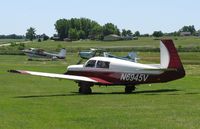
[79,87,82,93]
[125,86,135,94]
[79,86,92,94]
[78,82,93,94]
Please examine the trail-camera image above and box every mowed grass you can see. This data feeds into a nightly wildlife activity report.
[0,52,200,129]
[25,36,200,51]
[0,39,25,44]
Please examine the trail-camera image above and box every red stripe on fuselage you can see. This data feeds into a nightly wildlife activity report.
[66,69,183,86]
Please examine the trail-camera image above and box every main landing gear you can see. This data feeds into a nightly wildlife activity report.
[78,82,93,94]
[125,85,136,94]
[78,82,136,94]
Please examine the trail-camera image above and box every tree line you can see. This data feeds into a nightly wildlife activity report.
[153,25,198,37]
[54,18,200,40]
[24,17,200,41]
[54,18,122,40]
[0,34,24,39]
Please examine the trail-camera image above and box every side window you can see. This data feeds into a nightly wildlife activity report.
[96,61,110,69]
[85,60,96,68]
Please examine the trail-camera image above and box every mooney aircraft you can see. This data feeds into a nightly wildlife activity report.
[9,40,185,94]
[22,48,66,60]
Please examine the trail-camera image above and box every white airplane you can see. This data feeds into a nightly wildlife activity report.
[22,48,66,60]
[9,40,185,94]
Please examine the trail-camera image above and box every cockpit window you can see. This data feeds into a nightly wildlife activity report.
[85,60,96,67]
[96,61,110,69]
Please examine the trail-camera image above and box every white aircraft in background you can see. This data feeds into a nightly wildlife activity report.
[9,40,185,94]
[22,48,66,60]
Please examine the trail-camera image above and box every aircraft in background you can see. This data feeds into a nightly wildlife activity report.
[78,48,139,63]
[22,48,66,60]
[78,48,105,59]
[9,40,185,94]
[103,52,139,62]
[77,48,105,64]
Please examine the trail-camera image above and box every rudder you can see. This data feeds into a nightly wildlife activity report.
[160,39,185,79]
[58,48,66,58]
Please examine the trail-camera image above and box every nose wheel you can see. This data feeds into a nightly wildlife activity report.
[125,85,135,93]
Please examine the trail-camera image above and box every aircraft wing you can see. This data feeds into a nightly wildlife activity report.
[8,70,112,84]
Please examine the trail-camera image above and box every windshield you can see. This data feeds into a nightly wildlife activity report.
[85,60,96,67]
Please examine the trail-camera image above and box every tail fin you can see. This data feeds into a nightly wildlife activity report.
[160,39,185,78]
[58,48,66,58]
[127,52,139,62]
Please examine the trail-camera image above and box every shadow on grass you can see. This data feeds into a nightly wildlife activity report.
[14,89,180,98]
[27,59,53,61]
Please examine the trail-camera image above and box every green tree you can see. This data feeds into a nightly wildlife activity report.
[102,23,120,36]
[197,30,200,35]
[153,31,163,37]
[89,25,103,40]
[134,31,140,37]
[122,29,133,37]
[122,29,127,37]
[26,27,36,41]
[68,28,78,40]
[55,18,121,40]
[78,30,86,39]
[42,34,49,41]
[55,18,102,40]
[126,30,133,36]
[55,19,69,40]
[179,25,196,35]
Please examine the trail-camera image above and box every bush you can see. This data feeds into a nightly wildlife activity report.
[174,37,178,40]
[56,44,63,51]
[43,35,49,41]
[10,42,17,47]
[18,43,25,50]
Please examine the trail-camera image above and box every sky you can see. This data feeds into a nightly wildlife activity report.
[0,0,200,36]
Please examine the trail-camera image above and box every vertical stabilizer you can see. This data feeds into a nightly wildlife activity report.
[58,48,66,58]
[160,39,185,79]
[160,40,183,69]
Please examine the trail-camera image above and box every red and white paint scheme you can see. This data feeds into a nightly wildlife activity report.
[9,40,185,94]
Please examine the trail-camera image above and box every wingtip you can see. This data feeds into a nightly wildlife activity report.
[8,70,20,73]
[8,70,29,74]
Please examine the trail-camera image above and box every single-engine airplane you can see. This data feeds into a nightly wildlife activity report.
[22,48,66,60]
[77,48,105,64]
[9,40,185,94]
[78,48,105,59]
[103,52,139,62]
[78,48,138,63]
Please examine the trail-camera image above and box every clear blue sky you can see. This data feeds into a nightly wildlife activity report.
[0,0,200,36]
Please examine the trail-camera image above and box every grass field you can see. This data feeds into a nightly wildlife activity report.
[0,50,200,129]
[0,39,25,44]
[24,36,200,52]
[1,37,200,55]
